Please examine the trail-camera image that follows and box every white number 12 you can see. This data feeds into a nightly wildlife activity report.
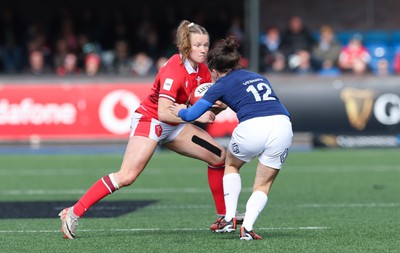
[246,82,276,102]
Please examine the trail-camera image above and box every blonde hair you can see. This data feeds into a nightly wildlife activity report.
[176,20,208,63]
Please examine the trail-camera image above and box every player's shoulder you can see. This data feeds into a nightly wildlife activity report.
[168,54,181,63]
[160,55,185,76]
[161,54,181,69]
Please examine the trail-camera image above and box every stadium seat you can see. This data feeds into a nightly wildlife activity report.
[365,42,392,59]
[336,31,359,45]
[363,30,391,45]
[392,42,400,54]
[365,42,394,74]
[391,30,400,45]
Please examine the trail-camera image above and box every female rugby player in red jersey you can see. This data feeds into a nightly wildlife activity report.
[59,20,232,239]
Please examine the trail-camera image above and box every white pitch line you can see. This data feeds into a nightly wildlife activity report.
[300,203,400,208]
[0,226,330,234]
[0,187,254,195]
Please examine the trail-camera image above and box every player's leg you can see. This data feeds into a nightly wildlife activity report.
[222,150,245,221]
[240,115,293,240]
[163,124,227,218]
[74,136,157,215]
[209,149,246,232]
[239,163,279,240]
[59,113,160,239]
[59,136,158,239]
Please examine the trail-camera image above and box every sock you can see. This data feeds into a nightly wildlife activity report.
[242,191,268,231]
[223,173,241,221]
[207,163,226,216]
[73,173,120,217]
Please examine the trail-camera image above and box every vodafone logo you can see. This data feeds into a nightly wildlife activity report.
[99,90,140,134]
[0,98,76,125]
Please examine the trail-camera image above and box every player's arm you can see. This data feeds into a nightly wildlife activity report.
[170,99,214,122]
[160,97,215,124]
[158,97,188,124]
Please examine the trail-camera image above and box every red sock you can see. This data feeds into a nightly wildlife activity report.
[208,163,226,215]
[73,174,119,217]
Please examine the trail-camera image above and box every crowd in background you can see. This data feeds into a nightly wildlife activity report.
[1,6,400,77]
[259,15,400,76]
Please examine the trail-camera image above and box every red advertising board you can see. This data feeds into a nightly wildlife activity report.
[0,83,148,141]
[0,83,238,141]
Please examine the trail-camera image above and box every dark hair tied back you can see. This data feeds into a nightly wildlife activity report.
[208,36,241,73]
[222,36,239,54]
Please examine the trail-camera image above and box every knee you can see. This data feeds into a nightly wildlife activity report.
[210,145,226,165]
[114,171,137,187]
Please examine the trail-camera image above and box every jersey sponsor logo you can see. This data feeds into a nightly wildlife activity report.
[340,88,374,131]
[231,142,240,154]
[280,148,289,163]
[163,78,173,91]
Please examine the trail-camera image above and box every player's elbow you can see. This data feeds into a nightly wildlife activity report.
[179,110,196,122]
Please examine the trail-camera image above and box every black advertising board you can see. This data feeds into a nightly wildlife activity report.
[271,76,400,148]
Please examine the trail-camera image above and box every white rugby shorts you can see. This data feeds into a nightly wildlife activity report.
[130,112,185,144]
[229,115,293,169]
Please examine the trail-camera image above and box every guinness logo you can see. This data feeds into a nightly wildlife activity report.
[340,88,375,130]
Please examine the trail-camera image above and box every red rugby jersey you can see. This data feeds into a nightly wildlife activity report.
[136,54,211,121]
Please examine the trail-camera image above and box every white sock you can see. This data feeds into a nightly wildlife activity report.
[242,191,268,231]
[109,173,120,190]
[68,206,79,219]
[223,173,241,221]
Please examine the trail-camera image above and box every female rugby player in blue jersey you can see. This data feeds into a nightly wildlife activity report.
[170,36,293,240]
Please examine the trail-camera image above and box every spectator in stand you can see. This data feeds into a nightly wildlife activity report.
[25,26,52,72]
[84,53,101,76]
[279,15,316,59]
[259,25,286,73]
[141,28,161,61]
[227,15,245,49]
[226,15,248,67]
[338,34,371,75]
[270,52,287,74]
[52,38,70,73]
[131,51,155,76]
[56,53,81,76]
[0,6,24,73]
[288,49,314,75]
[111,39,132,76]
[374,58,391,76]
[311,25,342,76]
[393,50,400,74]
[27,49,51,75]
[76,34,102,71]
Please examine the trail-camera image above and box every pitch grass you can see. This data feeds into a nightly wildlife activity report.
[0,148,399,253]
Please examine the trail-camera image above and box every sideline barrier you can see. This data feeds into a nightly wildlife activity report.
[0,76,399,148]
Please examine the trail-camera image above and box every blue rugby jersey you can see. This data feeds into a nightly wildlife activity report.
[179,69,289,123]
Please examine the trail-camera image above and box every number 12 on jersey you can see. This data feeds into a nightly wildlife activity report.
[246,82,277,102]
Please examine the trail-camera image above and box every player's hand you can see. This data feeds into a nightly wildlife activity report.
[210,100,227,115]
[212,100,228,110]
[196,110,216,124]
[169,103,187,117]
